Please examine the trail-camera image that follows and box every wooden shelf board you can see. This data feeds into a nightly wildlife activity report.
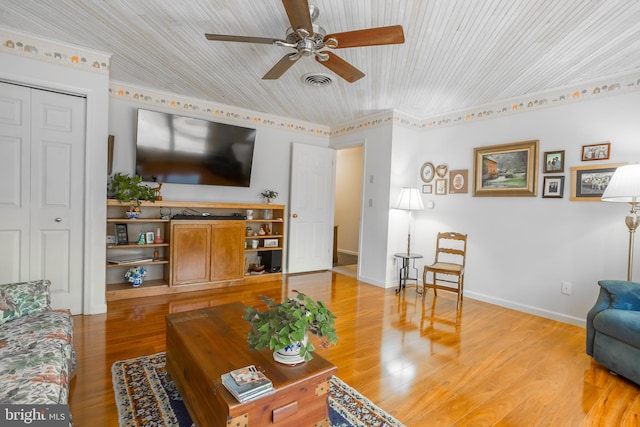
[106,259,169,268]
[107,243,169,249]
[108,199,285,210]
[107,218,170,223]
[106,274,283,301]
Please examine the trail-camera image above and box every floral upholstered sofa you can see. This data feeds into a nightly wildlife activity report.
[0,280,75,404]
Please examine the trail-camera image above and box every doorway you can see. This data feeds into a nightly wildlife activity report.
[332,145,363,278]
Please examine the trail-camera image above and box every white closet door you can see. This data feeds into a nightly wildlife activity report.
[0,83,30,281]
[0,81,86,313]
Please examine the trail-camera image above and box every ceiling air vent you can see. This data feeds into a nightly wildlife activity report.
[301,73,333,87]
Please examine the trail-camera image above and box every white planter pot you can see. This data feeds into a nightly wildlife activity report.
[273,334,308,365]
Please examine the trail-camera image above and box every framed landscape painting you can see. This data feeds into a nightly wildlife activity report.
[472,140,539,197]
[570,163,624,201]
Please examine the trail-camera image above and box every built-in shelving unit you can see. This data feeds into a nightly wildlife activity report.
[106,199,285,301]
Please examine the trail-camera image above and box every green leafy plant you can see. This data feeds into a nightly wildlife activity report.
[243,291,337,361]
[108,173,156,207]
[260,190,278,200]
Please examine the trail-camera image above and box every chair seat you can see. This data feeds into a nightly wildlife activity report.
[425,262,463,274]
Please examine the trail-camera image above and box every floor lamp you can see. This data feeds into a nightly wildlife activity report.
[396,187,424,256]
[601,164,640,281]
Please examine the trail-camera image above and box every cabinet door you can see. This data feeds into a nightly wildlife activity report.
[171,223,211,286]
[210,221,244,281]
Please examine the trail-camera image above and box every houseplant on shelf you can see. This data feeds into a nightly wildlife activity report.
[243,291,337,363]
[108,173,156,218]
[261,190,278,204]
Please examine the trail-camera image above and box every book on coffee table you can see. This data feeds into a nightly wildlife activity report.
[221,365,273,402]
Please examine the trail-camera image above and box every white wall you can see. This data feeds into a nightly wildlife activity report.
[334,146,363,255]
[398,90,640,326]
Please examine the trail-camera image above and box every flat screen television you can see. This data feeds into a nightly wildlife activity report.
[135,108,256,187]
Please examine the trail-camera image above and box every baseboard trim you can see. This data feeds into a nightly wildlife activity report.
[464,290,586,328]
[337,249,359,256]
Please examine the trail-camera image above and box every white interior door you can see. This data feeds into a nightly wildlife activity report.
[0,81,86,312]
[288,143,335,273]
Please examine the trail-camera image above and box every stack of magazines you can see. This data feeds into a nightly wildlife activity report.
[221,365,274,403]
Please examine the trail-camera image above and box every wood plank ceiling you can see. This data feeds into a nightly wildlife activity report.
[1,0,639,127]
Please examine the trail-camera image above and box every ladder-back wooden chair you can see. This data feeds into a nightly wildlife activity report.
[422,232,468,309]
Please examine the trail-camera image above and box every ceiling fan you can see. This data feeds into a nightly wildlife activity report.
[204,0,405,83]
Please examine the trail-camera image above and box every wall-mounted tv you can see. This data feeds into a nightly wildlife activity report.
[135,108,256,187]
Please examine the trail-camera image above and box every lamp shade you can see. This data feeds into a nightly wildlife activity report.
[601,164,640,203]
[396,187,424,211]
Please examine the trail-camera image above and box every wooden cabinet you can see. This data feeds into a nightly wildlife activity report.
[170,222,211,285]
[210,221,245,281]
[105,199,285,301]
[170,220,244,286]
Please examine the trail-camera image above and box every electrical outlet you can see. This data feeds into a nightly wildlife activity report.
[561,281,572,295]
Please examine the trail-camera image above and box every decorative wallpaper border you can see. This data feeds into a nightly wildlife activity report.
[391,72,640,132]
[0,27,110,74]
[5,26,638,137]
[109,81,331,137]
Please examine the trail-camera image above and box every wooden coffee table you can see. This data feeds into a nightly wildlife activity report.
[166,302,337,426]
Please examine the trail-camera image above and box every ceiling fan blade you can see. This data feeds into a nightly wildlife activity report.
[324,25,405,49]
[263,53,300,80]
[316,52,365,83]
[282,0,313,34]
[205,34,285,45]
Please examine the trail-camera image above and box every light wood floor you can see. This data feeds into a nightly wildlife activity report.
[69,271,640,426]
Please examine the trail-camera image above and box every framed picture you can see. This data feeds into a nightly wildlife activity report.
[581,142,610,161]
[145,231,155,244]
[543,150,564,173]
[570,163,624,201]
[449,169,468,194]
[473,140,539,197]
[435,179,447,195]
[422,184,433,194]
[114,223,129,245]
[542,176,565,198]
[420,162,435,183]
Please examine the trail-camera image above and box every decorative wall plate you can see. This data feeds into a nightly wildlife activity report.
[420,162,435,183]
[436,164,449,178]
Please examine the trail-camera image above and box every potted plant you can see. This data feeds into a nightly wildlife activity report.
[108,173,156,217]
[243,291,337,363]
[261,190,278,203]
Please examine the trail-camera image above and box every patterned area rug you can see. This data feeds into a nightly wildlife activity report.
[112,352,404,427]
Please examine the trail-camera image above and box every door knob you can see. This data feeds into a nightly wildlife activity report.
[292,213,298,218]
[55,217,62,222]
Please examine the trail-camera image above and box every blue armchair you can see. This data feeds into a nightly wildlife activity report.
[586,280,640,385]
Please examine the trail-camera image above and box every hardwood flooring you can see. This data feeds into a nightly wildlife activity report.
[69,271,640,426]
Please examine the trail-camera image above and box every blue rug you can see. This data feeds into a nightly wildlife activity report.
[112,352,404,427]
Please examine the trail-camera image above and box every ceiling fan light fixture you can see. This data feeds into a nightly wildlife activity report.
[301,72,333,87]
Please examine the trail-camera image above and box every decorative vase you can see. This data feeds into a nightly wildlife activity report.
[125,266,147,287]
[263,209,272,220]
[273,334,308,365]
[125,208,140,219]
